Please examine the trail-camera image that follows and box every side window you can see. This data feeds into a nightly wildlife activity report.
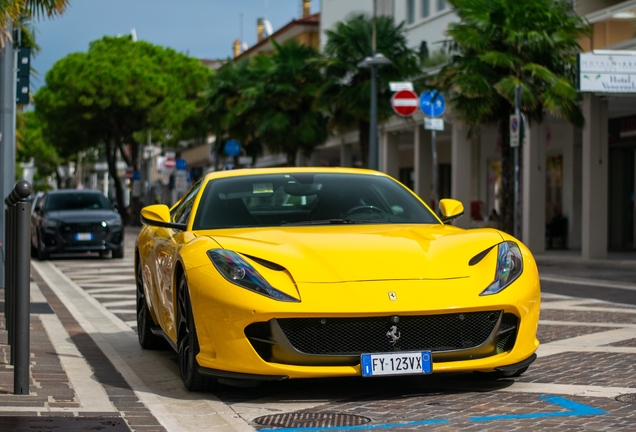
[171,180,203,226]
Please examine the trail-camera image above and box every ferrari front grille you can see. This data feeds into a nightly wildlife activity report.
[277,312,501,355]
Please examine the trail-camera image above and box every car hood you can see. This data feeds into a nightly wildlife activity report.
[45,210,120,223]
[203,225,504,283]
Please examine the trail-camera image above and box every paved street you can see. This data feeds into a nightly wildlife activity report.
[1,228,636,431]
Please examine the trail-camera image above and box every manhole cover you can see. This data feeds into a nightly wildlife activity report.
[254,412,371,428]
[616,393,636,403]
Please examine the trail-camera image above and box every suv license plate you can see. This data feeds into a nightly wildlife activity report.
[361,351,432,377]
[75,232,93,241]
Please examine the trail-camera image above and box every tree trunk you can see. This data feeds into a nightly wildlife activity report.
[499,118,514,235]
[105,138,127,224]
[130,142,142,226]
[286,150,296,167]
[358,119,370,168]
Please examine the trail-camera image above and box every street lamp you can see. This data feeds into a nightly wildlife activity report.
[358,52,392,171]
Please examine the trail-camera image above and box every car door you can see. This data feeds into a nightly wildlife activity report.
[152,182,202,342]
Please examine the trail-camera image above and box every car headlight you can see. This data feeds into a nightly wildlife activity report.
[102,219,122,228]
[480,241,523,296]
[207,249,299,302]
[43,219,59,229]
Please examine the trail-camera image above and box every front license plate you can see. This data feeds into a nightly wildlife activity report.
[75,232,93,241]
[361,351,432,377]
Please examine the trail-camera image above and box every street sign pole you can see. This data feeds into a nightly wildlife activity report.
[419,91,446,211]
[432,129,438,211]
[0,26,16,289]
[513,85,521,240]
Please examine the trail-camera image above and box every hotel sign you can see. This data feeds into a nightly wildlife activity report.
[579,52,636,93]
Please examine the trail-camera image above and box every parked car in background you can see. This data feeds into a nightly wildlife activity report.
[31,189,124,260]
[136,167,540,391]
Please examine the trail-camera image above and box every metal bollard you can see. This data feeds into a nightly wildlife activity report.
[4,181,32,395]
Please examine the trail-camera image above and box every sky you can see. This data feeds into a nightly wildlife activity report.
[30,0,321,90]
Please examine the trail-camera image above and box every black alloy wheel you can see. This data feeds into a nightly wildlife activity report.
[136,256,166,349]
[177,274,214,391]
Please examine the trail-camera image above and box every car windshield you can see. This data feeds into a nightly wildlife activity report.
[193,173,439,229]
[45,192,112,212]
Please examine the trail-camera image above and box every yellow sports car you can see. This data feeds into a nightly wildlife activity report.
[135,167,540,391]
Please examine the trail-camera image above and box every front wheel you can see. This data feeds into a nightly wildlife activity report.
[177,274,215,391]
[112,246,124,259]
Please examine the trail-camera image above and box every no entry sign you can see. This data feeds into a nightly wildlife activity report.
[391,90,419,117]
[163,157,176,170]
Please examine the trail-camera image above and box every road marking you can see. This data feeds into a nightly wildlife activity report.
[540,320,636,328]
[85,286,137,293]
[92,294,136,299]
[101,300,136,307]
[541,303,636,313]
[469,395,605,422]
[28,269,116,413]
[258,395,604,431]
[540,274,636,291]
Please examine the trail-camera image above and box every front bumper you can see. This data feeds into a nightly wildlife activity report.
[184,264,540,379]
[41,222,124,254]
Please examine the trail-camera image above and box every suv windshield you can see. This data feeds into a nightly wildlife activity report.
[193,173,439,229]
[45,192,112,212]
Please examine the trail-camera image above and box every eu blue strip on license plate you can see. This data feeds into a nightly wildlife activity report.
[361,351,432,377]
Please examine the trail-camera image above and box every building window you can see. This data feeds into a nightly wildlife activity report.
[422,0,430,18]
[407,0,415,24]
[438,0,445,11]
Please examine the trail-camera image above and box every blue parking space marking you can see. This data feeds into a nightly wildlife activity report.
[259,394,605,432]
[469,394,606,422]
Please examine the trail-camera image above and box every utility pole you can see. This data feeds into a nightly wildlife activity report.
[0,25,17,289]
[358,0,391,171]
[369,0,378,170]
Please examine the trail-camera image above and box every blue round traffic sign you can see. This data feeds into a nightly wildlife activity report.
[176,158,187,170]
[419,91,446,118]
[224,140,241,157]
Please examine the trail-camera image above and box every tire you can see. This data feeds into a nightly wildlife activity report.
[31,240,37,258]
[177,274,215,391]
[474,366,529,379]
[136,257,166,350]
[37,235,49,261]
[112,247,124,259]
[99,251,110,258]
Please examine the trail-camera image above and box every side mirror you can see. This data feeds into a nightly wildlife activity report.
[437,199,464,223]
[140,204,187,230]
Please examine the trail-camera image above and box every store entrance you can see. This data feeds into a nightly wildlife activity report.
[608,146,635,250]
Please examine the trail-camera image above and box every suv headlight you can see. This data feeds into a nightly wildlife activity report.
[480,241,523,296]
[207,249,299,302]
[103,219,122,228]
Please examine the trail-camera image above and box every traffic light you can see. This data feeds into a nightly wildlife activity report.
[16,48,30,105]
